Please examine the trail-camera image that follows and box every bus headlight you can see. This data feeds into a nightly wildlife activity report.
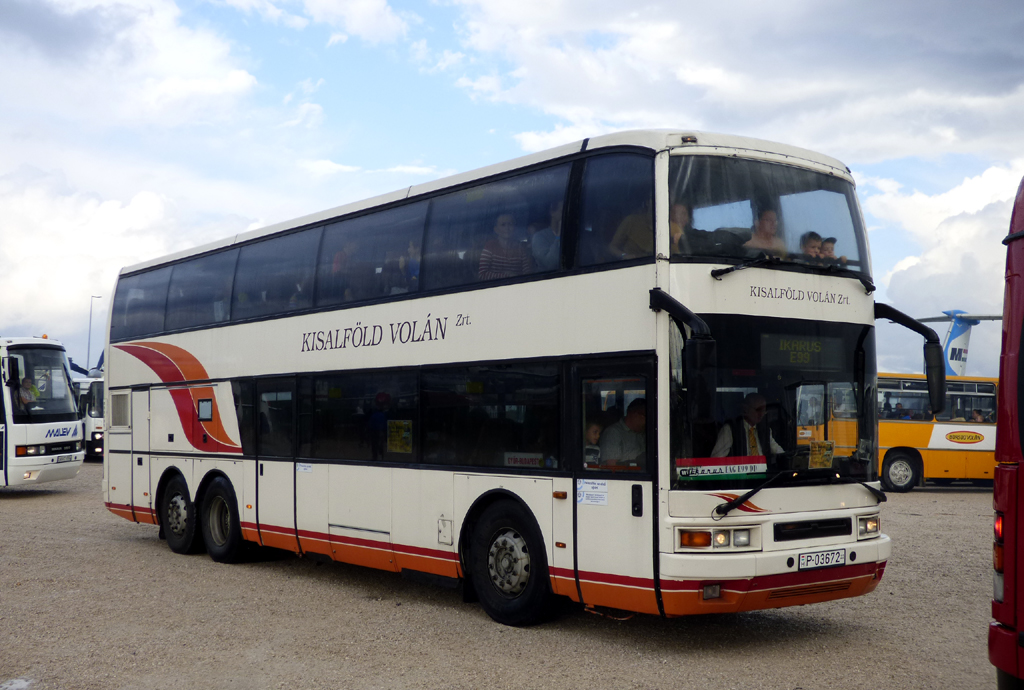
[713,530,730,548]
[858,515,880,539]
[16,445,45,456]
[92,432,103,441]
[733,529,751,547]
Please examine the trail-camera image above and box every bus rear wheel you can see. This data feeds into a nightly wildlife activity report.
[160,474,204,554]
[201,476,245,564]
[469,501,551,626]
[882,452,918,493]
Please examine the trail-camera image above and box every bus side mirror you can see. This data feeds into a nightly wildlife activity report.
[686,338,718,415]
[924,342,946,414]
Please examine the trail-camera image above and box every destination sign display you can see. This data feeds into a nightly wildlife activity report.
[760,334,844,371]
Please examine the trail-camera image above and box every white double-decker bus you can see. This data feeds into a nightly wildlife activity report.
[2,336,85,486]
[103,130,943,624]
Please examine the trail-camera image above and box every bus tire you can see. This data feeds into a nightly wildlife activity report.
[882,452,918,493]
[160,474,204,554]
[201,476,245,564]
[469,500,551,627]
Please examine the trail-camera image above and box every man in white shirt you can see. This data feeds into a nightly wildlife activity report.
[711,393,784,458]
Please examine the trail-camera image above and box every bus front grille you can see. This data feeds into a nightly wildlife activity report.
[774,518,852,542]
[767,581,852,600]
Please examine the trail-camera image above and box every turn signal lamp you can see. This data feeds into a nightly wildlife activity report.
[995,543,1005,573]
[680,530,712,548]
[995,513,1005,542]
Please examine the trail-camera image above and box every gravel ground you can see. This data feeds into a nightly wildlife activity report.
[0,463,995,689]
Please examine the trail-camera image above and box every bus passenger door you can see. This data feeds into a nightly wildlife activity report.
[255,378,299,552]
[131,388,152,522]
[571,362,659,615]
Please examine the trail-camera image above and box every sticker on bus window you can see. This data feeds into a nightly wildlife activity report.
[504,452,544,468]
[675,457,766,481]
[387,420,413,453]
[808,440,835,469]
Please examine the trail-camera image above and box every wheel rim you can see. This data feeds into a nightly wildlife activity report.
[166,493,188,537]
[207,495,230,547]
[487,528,531,597]
[888,459,913,487]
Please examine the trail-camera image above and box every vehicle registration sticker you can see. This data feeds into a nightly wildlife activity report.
[56,455,73,463]
[798,549,846,571]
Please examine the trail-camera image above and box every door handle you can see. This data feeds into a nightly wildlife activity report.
[631,484,643,517]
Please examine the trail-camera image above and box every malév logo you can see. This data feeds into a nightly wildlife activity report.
[44,426,79,439]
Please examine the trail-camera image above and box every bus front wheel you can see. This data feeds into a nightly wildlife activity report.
[882,453,918,493]
[160,474,205,554]
[469,501,551,626]
[201,476,245,564]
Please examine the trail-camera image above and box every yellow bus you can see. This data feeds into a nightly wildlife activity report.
[877,373,996,491]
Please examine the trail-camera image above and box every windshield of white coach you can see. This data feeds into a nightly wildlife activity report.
[670,315,877,490]
[668,155,869,275]
[8,347,79,423]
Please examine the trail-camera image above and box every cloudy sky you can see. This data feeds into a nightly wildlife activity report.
[1,0,1020,376]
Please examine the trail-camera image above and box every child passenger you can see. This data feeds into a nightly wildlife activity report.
[584,421,603,466]
[799,231,822,258]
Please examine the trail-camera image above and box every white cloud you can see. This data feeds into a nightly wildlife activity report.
[0,0,258,128]
[446,1,1024,162]
[0,167,179,347]
[280,102,325,128]
[299,159,361,176]
[218,0,309,28]
[302,0,409,44]
[860,162,1024,376]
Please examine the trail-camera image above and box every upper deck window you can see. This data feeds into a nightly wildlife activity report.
[578,154,655,267]
[668,156,868,275]
[421,164,571,291]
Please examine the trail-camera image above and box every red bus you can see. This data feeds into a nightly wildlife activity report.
[990,174,1024,688]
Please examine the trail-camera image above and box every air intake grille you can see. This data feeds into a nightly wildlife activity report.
[774,518,851,542]
[767,581,852,600]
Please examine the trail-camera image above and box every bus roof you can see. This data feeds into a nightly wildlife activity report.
[1,336,66,349]
[119,129,852,276]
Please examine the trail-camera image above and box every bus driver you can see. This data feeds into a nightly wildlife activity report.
[711,393,784,459]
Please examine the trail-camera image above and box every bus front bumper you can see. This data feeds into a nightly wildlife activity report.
[658,534,891,616]
[7,454,84,486]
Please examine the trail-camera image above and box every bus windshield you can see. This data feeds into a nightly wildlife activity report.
[668,155,869,274]
[671,315,876,490]
[9,346,79,423]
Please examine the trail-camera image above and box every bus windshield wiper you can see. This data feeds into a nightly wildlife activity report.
[823,263,876,294]
[713,469,799,519]
[710,254,780,280]
[831,476,887,503]
[711,255,876,294]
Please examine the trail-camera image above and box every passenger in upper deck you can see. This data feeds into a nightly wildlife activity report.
[609,201,654,259]
[479,213,532,280]
[799,231,822,259]
[531,201,563,271]
[743,208,786,256]
[820,237,848,265]
[669,202,695,255]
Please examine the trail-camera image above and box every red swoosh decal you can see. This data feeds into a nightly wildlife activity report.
[115,342,241,454]
[708,492,767,513]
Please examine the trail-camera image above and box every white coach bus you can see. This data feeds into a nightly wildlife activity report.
[2,336,85,486]
[103,130,944,625]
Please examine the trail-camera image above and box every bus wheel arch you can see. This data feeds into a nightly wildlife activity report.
[156,469,205,555]
[461,492,553,626]
[882,449,922,493]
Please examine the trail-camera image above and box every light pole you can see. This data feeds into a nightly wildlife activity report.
[87,295,102,371]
